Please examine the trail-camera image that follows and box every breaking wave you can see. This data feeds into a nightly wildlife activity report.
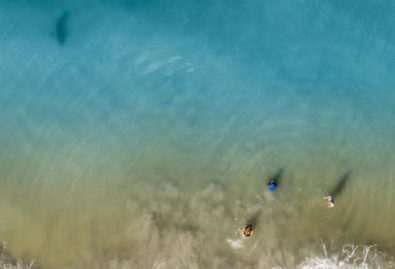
[296,244,394,269]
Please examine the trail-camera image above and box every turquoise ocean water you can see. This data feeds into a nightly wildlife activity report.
[1,0,395,268]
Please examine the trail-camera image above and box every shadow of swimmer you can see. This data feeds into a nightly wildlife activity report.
[324,171,351,208]
[267,168,284,192]
[241,169,285,237]
[242,210,262,238]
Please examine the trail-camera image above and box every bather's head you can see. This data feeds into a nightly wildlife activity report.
[242,224,254,237]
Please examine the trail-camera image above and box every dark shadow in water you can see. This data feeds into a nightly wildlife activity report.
[328,171,351,198]
[267,168,284,185]
[55,11,70,46]
[246,210,262,227]
[244,169,284,229]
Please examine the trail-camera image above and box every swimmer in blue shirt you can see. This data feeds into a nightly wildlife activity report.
[267,180,279,192]
[267,169,283,192]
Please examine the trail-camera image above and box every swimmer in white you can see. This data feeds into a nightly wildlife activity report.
[323,172,351,208]
[323,195,335,208]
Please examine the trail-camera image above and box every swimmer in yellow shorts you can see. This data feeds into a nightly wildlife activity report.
[242,224,254,237]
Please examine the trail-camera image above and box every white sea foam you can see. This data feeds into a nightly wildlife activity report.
[296,244,393,269]
[226,238,245,250]
[82,243,393,269]
[0,243,38,269]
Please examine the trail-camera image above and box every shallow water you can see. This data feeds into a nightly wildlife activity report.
[1,0,395,268]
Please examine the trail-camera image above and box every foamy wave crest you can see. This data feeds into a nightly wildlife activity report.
[226,238,245,250]
[90,243,394,269]
[0,243,38,269]
[296,244,394,269]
